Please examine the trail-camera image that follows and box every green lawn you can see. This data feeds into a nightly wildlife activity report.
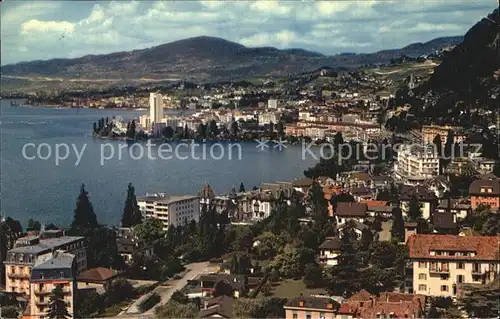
[100,300,131,317]
[258,279,327,299]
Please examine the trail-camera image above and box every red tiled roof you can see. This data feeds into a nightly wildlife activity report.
[77,267,119,283]
[408,234,500,261]
[337,303,354,314]
[344,291,425,319]
[360,200,388,207]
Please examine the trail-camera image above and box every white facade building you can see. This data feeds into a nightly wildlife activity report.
[149,93,164,126]
[395,144,440,183]
[258,111,281,126]
[268,99,278,109]
[137,193,200,230]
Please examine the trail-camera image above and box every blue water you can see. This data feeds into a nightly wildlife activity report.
[0,100,318,227]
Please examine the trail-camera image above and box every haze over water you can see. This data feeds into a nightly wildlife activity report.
[0,100,318,227]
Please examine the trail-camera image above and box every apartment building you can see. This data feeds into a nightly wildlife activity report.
[27,251,76,319]
[407,234,500,297]
[4,231,86,296]
[394,144,440,182]
[137,193,200,230]
[468,178,500,210]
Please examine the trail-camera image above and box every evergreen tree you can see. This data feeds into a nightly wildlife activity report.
[121,183,143,227]
[70,184,98,231]
[407,196,422,221]
[209,120,219,138]
[197,123,207,139]
[391,207,405,242]
[433,134,442,157]
[231,121,239,136]
[326,221,362,297]
[277,121,285,138]
[239,182,245,193]
[47,285,70,319]
[27,218,41,231]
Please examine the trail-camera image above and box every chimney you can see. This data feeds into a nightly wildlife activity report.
[299,300,304,307]
[327,303,333,309]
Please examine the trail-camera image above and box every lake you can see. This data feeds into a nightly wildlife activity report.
[0,100,319,227]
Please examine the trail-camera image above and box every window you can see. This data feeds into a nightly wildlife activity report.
[419,273,427,280]
[440,274,449,280]
[418,284,427,291]
[440,285,448,292]
[320,312,325,319]
[306,312,311,319]
[457,275,465,283]
[292,313,297,319]
[457,262,464,269]
[418,261,426,268]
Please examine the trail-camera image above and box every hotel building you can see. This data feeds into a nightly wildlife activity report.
[394,144,440,183]
[407,234,500,297]
[26,251,76,319]
[4,230,86,296]
[137,193,200,230]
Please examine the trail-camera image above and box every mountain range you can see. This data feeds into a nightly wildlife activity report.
[1,35,463,82]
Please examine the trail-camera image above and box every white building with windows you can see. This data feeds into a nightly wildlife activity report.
[137,193,200,230]
[394,144,440,183]
[149,93,164,126]
[268,99,278,109]
[258,111,281,126]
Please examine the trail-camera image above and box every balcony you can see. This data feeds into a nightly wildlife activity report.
[36,300,49,306]
[429,267,449,274]
[472,269,482,275]
[7,272,29,279]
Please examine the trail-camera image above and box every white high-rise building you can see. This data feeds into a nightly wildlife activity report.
[149,93,164,126]
[394,144,440,183]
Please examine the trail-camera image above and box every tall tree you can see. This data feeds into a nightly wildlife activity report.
[209,120,219,138]
[277,121,285,138]
[70,184,98,231]
[407,197,422,221]
[121,183,143,227]
[391,207,405,242]
[326,221,362,297]
[47,285,70,319]
[27,218,41,231]
[433,134,443,157]
[231,121,239,136]
[239,182,245,193]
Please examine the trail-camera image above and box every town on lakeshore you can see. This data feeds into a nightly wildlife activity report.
[1,2,500,319]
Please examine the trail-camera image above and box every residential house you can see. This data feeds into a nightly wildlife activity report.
[407,234,500,297]
[350,187,373,201]
[200,295,234,318]
[335,202,368,226]
[400,186,438,220]
[431,212,458,235]
[318,237,341,267]
[199,274,260,298]
[77,267,120,294]
[336,290,425,319]
[436,199,470,220]
[360,200,393,218]
[469,178,500,210]
[338,221,369,240]
[283,296,337,319]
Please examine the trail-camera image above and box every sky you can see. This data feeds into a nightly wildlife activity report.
[1,0,497,65]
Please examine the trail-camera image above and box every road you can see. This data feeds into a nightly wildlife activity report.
[144,261,218,315]
[113,261,217,319]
